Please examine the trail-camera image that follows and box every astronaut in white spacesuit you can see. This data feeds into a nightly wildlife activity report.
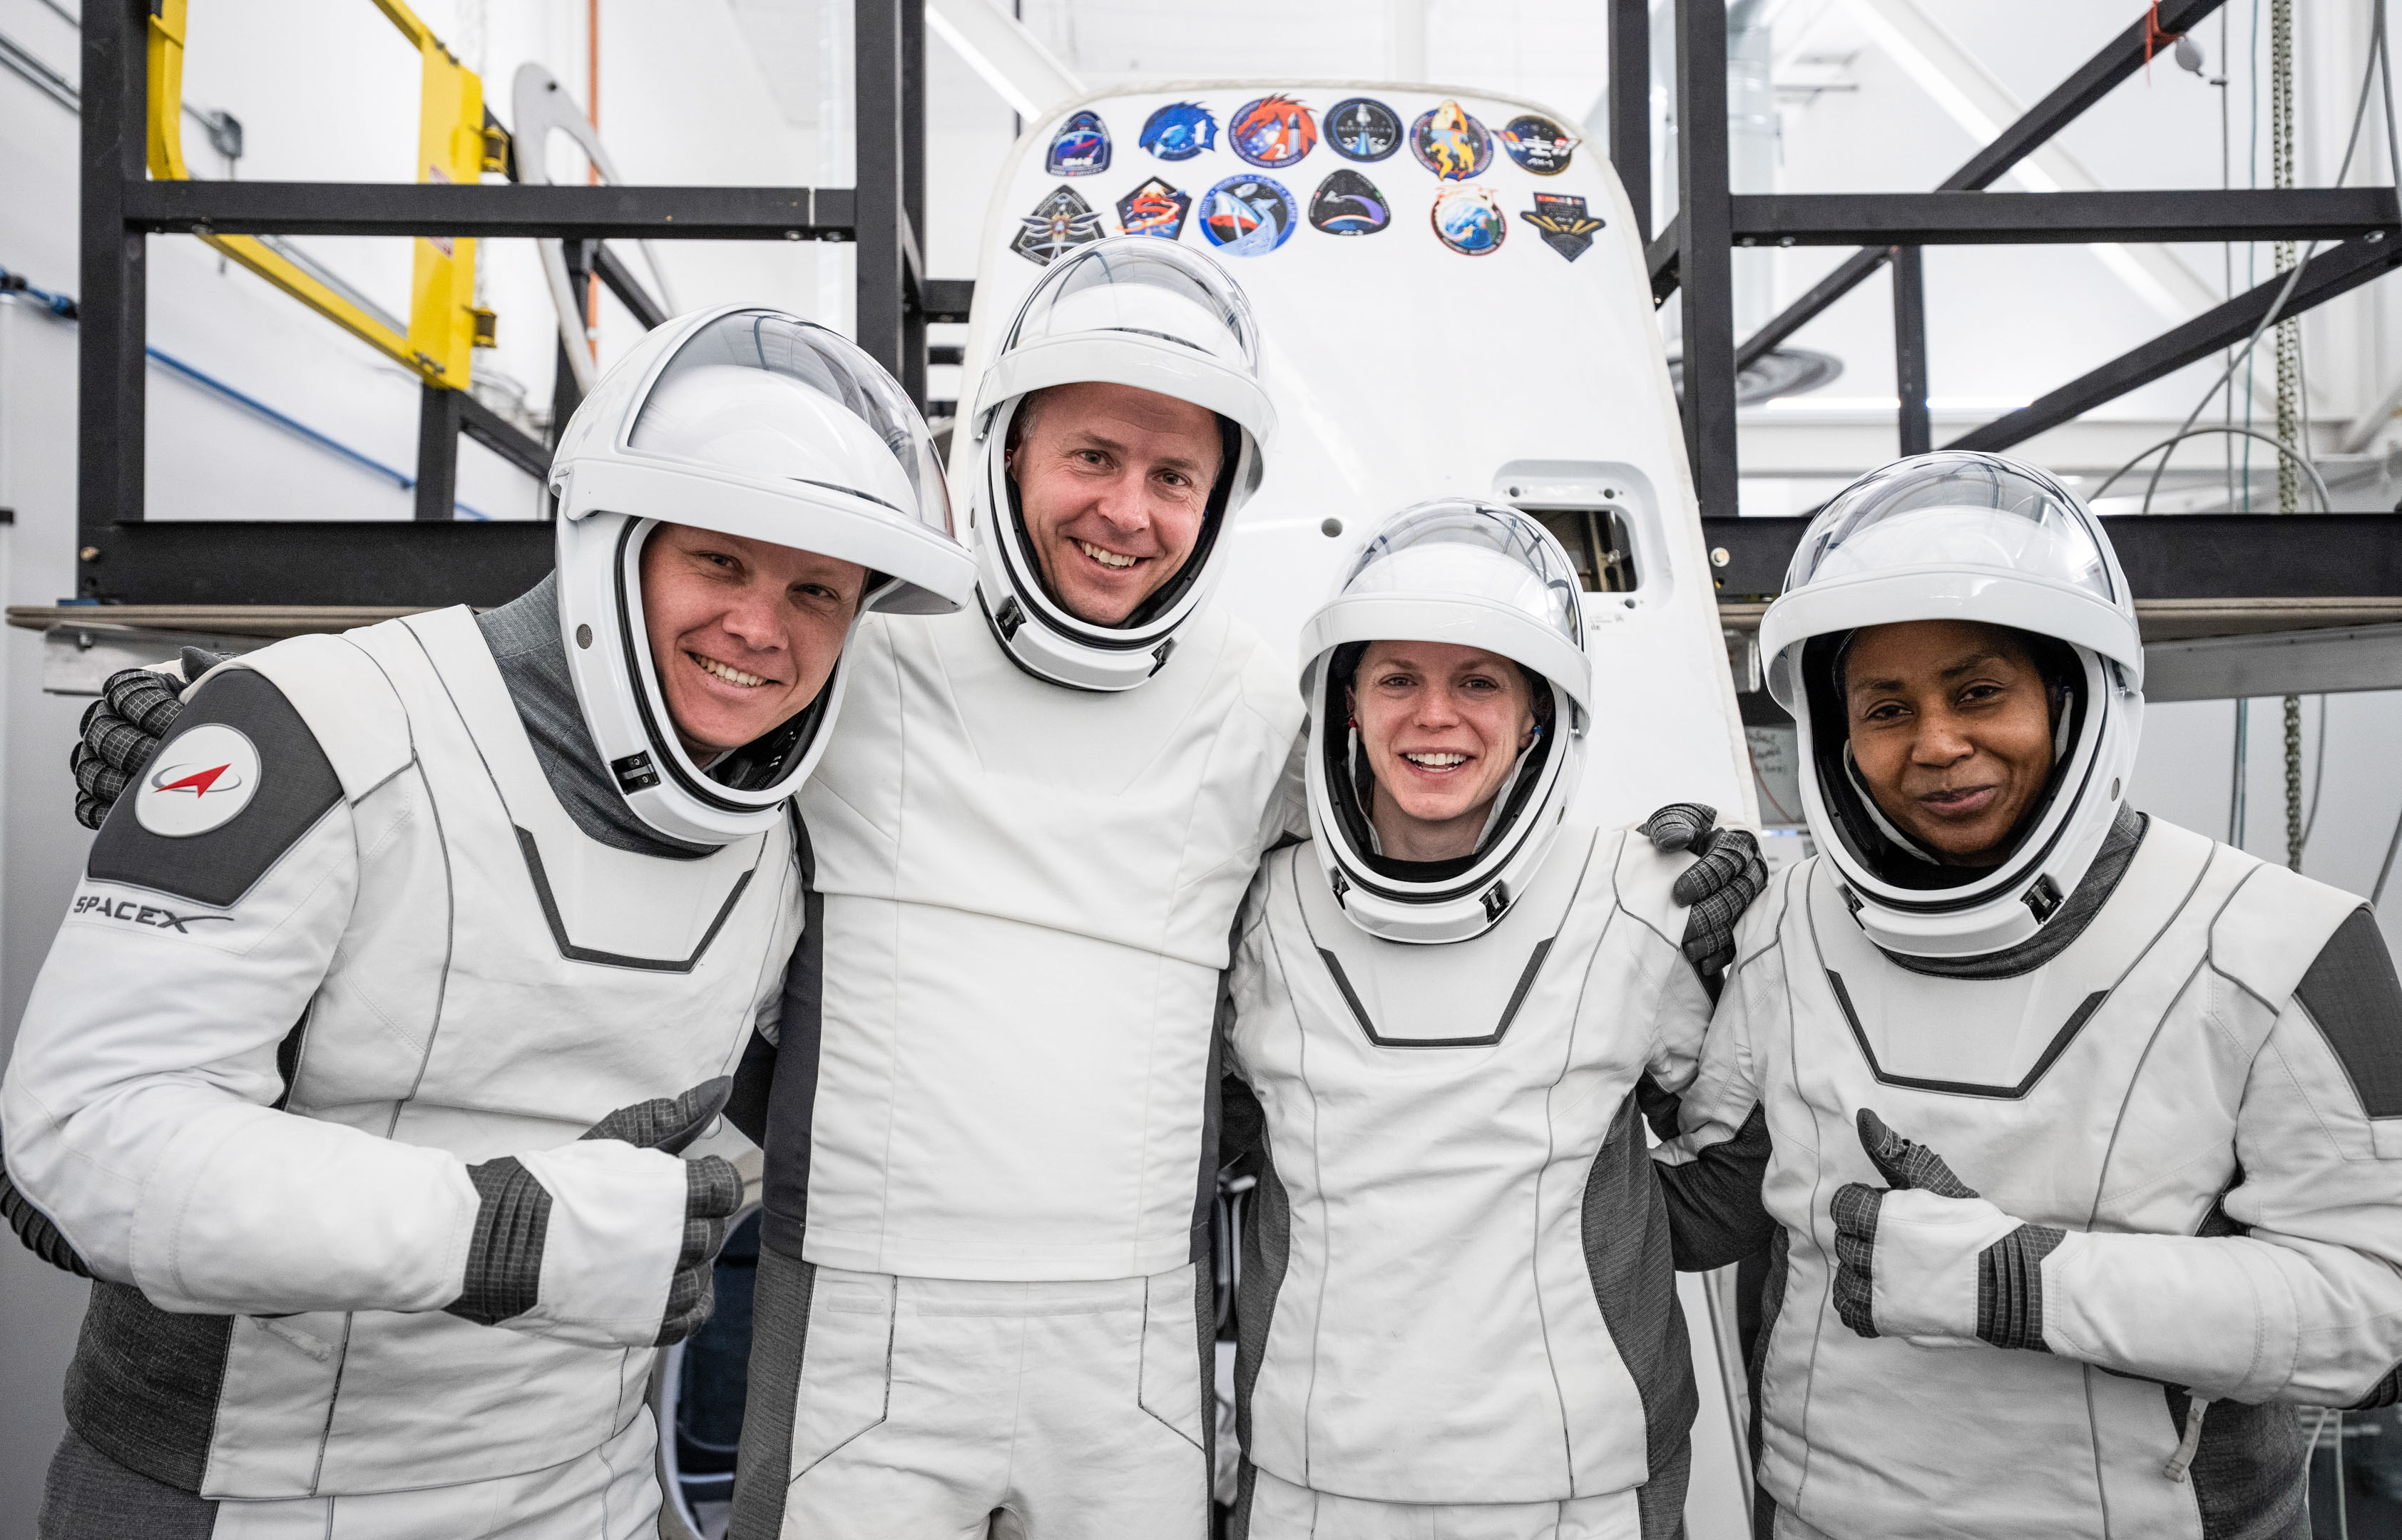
[1,308,973,1540]
[1657,451,2402,1540]
[1220,501,1753,1540]
[721,236,1302,1540]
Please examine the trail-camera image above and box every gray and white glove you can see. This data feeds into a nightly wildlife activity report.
[70,648,228,828]
[1829,1109,2063,1350]
[1641,802,1769,981]
[447,1078,744,1348]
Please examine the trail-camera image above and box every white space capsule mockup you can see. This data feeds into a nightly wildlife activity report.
[959,81,1756,837]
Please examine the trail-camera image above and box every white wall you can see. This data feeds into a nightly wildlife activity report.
[0,294,93,1540]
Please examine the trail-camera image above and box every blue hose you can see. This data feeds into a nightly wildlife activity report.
[3,262,496,520]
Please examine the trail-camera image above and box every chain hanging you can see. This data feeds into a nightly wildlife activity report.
[2272,0,2306,871]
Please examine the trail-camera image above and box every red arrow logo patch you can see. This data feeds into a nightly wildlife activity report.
[136,723,260,838]
[153,763,233,796]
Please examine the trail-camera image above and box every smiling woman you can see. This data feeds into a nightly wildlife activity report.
[1300,499,1593,944]
[1838,620,2066,866]
[1757,449,2144,959]
[1347,640,1544,863]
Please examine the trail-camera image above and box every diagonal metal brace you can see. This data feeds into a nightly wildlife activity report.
[1946,233,2402,454]
[1727,0,2227,366]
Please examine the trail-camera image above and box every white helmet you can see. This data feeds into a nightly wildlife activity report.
[1758,451,2145,959]
[1299,500,1594,945]
[550,305,976,846]
[968,237,1277,692]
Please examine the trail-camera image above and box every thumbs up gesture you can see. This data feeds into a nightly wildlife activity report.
[447,1079,744,1349]
[1829,1109,2063,1350]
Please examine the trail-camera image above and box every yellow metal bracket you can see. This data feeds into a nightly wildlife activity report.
[148,0,494,387]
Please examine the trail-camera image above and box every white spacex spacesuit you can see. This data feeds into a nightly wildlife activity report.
[727,240,1302,1540]
[1221,503,1707,1540]
[1658,453,2402,1540]
[1,310,973,1539]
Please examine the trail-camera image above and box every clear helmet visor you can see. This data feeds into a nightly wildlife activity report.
[1787,451,2115,604]
[998,238,1260,374]
[1340,500,1585,648]
[628,309,954,540]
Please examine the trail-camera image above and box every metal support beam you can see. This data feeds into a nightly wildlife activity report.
[1740,247,1879,365]
[1703,512,2402,602]
[1664,188,2389,307]
[456,390,552,482]
[414,384,461,521]
[73,0,938,605]
[1731,0,2224,366]
[2144,623,2402,702]
[78,0,148,590]
[900,0,929,409]
[592,242,669,330]
[1674,0,1738,516]
[855,0,908,386]
[1729,188,2396,247]
[1948,235,2402,454]
[549,240,591,447]
[123,180,852,240]
[1891,245,1929,456]
[84,522,556,607]
[1647,216,1681,304]
[1942,0,2224,190]
[923,278,975,325]
[1608,0,1651,244]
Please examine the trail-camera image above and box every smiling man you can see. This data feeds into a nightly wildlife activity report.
[1006,376,1224,622]
[1657,452,2402,1540]
[725,237,1299,1540]
[3,309,973,1540]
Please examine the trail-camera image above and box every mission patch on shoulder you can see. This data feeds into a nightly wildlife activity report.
[87,669,344,909]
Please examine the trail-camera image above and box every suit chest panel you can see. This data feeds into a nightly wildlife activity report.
[297,618,794,1129]
[1249,831,1653,1133]
[807,607,1289,962]
[1777,830,2240,1227]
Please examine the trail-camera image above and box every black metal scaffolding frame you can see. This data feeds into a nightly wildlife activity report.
[68,0,2402,607]
[1616,0,2402,519]
[74,0,955,605]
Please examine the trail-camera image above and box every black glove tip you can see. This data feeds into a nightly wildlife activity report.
[652,1077,736,1156]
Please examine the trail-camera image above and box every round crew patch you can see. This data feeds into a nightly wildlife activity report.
[137,722,262,838]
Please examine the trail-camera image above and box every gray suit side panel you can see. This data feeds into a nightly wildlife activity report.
[1583,1093,1698,1539]
[2165,1387,2308,1540]
[36,1428,216,1540]
[59,1282,232,1494]
[1222,1074,1290,1470]
[727,1246,814,1540]
[1749,1226,1790,1540]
